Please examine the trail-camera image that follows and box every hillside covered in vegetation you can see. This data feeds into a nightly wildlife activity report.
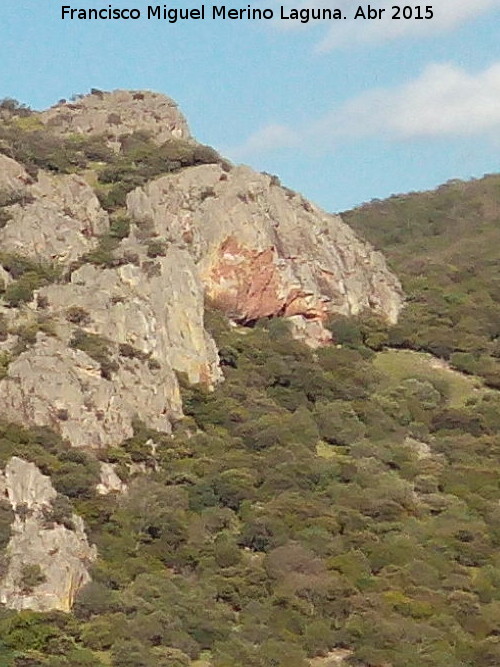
[343,176,500,388]
[1,311,500,666]
[0,92,499,667]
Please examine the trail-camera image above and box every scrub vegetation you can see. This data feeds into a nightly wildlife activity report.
[1,312,500,666]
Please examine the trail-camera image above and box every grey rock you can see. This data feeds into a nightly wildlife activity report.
[41,246,221,386]
[0,457,96,612]
[97,462,127,495]
[0,154,31,202]
[0,171,108,266]
[0,333,180,449]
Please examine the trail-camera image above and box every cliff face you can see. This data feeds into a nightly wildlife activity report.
[127,164,402,337]
[0,89,403,611]
[0,333,180,449]
[0,160,109,264]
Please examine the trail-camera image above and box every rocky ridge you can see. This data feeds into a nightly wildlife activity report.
[0,89,403,451]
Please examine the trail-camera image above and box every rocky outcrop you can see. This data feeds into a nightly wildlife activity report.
[0,457,96,611]
[40,246,221,386]
[0,89,403,452]
[0,333,180,448]
[0,167,109,266]
[97,462,127,495]
[0,89,406,619]
[0,154,32,201]
[41,89,191,146]
[127,164,403,342]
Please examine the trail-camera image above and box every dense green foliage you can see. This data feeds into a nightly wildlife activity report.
[343,175,500,387]
[1,313,500,666]
[94,131,224,211]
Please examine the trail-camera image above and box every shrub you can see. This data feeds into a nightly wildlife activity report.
[69,329,118,379]
[3,277,37,307]
[19,564,46,593]
[65,306,90,325]
[118,343,148,361]
[326,316,363,347]
[42,494,75,530]
[74,582,116,620]
[0,254,60,307]
[109,214,131,240]
[0,498,14,550]
[0,352,10,379]
[146,240,167,258]
[81,235,120,267]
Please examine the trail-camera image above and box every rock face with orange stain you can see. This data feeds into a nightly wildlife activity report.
[127,164,403,345]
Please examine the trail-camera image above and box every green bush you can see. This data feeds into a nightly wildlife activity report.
[69,329,118,379]
[19,564,46,593]
[109,214,131,240]
[81,235,120,268]
[0,254,60,307]
[0,499,14,550]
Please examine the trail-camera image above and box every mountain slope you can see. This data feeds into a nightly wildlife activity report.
[0,92,499,667]
[343,175,500,387]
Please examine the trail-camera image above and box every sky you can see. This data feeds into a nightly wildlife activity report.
[1,0,500,212]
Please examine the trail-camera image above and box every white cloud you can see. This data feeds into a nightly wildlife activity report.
[332,62,500,139]
[273,0,500,51]
[232,123,298,157]
[228,62,500,159]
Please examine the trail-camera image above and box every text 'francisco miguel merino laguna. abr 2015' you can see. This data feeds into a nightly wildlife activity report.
[61,5,435,23]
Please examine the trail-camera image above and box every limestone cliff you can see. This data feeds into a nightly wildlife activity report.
[0,457,96,611]
[0,89,403,451]
[40,245,221,387]
[0,90,403,448]
[127,164,403,342]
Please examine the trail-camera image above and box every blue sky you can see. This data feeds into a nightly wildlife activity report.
[2,0,500,211]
